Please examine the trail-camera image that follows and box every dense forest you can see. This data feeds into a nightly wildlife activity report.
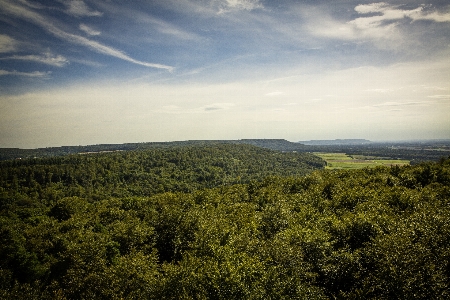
[1,144,449,299]
[0,144,324,201]
[0,139,301,161]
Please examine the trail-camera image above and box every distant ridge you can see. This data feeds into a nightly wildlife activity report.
[298,139,372,146]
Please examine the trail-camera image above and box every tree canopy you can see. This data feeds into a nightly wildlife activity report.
[1,145,449,299]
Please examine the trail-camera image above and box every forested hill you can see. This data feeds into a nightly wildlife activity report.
[0,139,306,161]
[2,139,449,163]
[1,154,449,298]
[0,144,324,200]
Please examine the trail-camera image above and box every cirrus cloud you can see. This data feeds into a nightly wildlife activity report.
[79,23,101,36]
[0,52,68,67]
[0,69,50,77]
[63,0,102,17]
[0,34,18,53]
[0,0,173,71]
[218,0,262,14]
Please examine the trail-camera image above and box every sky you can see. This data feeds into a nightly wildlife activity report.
[0,0,449,148]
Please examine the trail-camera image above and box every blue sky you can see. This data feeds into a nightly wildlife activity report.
[0,0,449,148]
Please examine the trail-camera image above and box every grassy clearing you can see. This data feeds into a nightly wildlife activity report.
[315,152,410,170]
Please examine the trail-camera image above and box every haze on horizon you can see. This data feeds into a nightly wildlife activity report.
[0,0,449,149]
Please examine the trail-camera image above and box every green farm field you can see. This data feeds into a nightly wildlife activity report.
[315,152,410,170]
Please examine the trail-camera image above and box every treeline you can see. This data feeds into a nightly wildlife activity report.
[1,147,449,298]
[0,144,324,201]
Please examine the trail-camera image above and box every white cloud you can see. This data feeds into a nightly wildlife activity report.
[64,0,102,17]
[0,70,50,77]
[307,14,399,42]
[0,0,173,71]
[0,52,68,67]
[0,34,18,53]
[309,2,450,44]
[350,5,422,29]
[351,2,450,28]
[79,23,101,36]
[354,2,389,14]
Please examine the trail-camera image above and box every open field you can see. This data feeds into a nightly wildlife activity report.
[315,152,410,170]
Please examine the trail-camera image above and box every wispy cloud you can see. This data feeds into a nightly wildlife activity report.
[63,0,102,17]
[69,58,104,67]
[0,52,68,67]
[63,33,174,70]
[0,34,18,53]
[147,18,200,41]
[421,85,449,91]
[159,103,235,114]
[0,69,50,77]
[159,0,262,15]
[218,0,263,14]
[94,2,201,41]
[365,88,392,93]
[264,91,286,97]
[0,0,173,71]
[428,95,450,99]
[17,0,45,10]
[202,103,235,111]
[79,23,101,36]
[373,101,433,107]
[412,10,450,22]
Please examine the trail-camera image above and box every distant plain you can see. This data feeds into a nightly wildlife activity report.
[315,152,410,170]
